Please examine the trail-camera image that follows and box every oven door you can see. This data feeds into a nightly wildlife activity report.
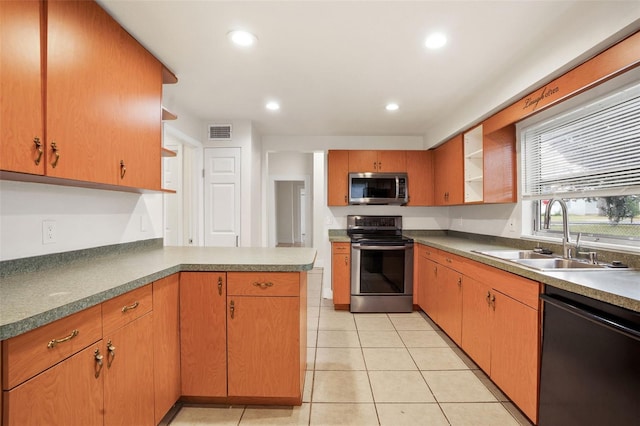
[351,242,413,296]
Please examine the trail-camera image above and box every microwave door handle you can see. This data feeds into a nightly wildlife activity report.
[396,176,400,199]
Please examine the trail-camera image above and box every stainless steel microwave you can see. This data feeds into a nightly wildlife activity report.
[349,172,408,205]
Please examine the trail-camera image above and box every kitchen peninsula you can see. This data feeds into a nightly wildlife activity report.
[0,241,316,425]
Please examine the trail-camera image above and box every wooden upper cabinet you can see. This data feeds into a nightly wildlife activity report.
[433,135,464,205]
[483,124,517,203]
[45,0,162,189]
[114,27,162,190]
[349,150,406,173]
[348,150,377,172]
[406,150,434,206]
[0,0,45,175]
[327,150,349,206]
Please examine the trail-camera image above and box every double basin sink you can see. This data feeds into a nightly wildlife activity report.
[473,249,609,271]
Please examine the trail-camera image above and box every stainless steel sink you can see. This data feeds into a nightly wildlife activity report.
[513,258,604,270]
[472,249,606,270]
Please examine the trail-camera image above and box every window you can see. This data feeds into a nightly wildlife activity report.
[520,72,640,249]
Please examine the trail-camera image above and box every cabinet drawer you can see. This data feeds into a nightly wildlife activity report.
[332,242,350,254]
[418,244,439,260]
[102,284,152,335]
[227,272,300,297]
[2,304,102,390]
[434,250,465,271]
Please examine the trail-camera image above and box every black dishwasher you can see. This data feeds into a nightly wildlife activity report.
[539,287,640,425]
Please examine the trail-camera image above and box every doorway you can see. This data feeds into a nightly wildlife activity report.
[267,153,313,248]
[275,180,307,247]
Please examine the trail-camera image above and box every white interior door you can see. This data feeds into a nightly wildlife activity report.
[204,147,241,247]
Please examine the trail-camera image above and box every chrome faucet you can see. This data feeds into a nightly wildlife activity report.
[543,198,580,259]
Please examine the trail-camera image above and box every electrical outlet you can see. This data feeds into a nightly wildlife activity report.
[508,222,516,233]
[42,220,57,244]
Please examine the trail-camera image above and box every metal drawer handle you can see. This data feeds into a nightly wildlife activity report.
[107,340,116,368]
[121,301,139,313]
[230,300,235,319]
[253,281,274,289]
[94,349,104,378]
[50,141,60,168]
[47,329,79,348]
[218,276,223,295]
[120,160,126,179]
[34,137,43,165]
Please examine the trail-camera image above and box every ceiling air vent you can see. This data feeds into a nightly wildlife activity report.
[208,124,232,141]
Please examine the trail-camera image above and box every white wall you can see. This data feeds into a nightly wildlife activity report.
[0,180,162,261]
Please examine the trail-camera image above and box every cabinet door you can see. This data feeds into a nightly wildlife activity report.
[437,267,463,345]
[483,125,517,203]
[433,135,463,205]
[406,150,434,206]
[491,290,539,423]
[327,150,349,205]
[46,0,117,184]
[377,150,406,172]
[348,150,377,172]
[420,258,439,320]
[152,274,181,424]
[115,28,162,190]
[103,313,154,426]
[331,242,351,306]
[227,296,300,398]
[461,276,492,373]
[180,272,227,397]
[0,0,44,174]
[3,344,103,426]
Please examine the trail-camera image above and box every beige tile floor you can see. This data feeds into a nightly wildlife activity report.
[168,268,533,426]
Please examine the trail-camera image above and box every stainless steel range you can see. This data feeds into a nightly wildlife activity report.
[347,215,414,313]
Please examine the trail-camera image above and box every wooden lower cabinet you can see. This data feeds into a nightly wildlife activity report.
[152,274,181,423]
[2,343,104,426]
[227,296,300,398]
[103,312,154,426]
[436,267,463,346]
[418,256,438,319]
[331,242,351,308]
[180,272,227,397]
[227,272,306,402]
[460,260,540,424]
[418,244,540,424]
[490,289,539,423]
[180,271,307,403]
[460,277,492,372]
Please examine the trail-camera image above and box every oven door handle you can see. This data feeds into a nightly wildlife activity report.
[352,244,412,251]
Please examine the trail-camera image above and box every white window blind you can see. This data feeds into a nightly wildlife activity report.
[522,80,640,199]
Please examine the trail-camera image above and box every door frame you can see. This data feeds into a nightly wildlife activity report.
[268,175,311,248]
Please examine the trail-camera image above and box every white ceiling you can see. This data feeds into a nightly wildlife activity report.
[98,1,640,143]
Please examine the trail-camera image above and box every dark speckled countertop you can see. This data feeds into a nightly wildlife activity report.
[329,230,640,313]
[0,243,316,340]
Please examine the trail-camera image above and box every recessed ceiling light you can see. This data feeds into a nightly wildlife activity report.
[385,103,399,111]
[266,101,280,111]
[227,30,257,47]
[425,32,447,49]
